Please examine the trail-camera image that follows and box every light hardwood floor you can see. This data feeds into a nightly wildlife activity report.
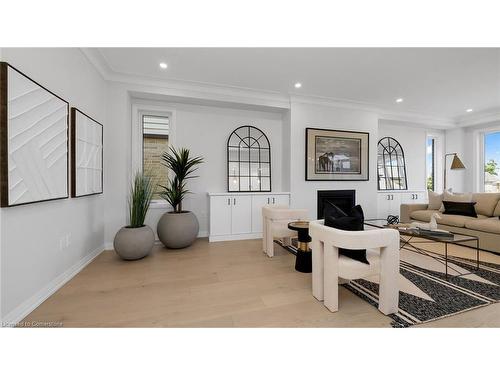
[22,238,500,328]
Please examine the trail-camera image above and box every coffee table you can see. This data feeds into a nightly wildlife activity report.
[287,221,312,273]
[364,219,480,280]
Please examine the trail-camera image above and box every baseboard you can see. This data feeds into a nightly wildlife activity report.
[103,231,209,251]
[198,230,209,238]
[209,232,263,242]
[1,244,106,327]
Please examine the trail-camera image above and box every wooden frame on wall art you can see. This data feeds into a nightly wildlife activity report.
[305,127,369,181]
[71,107,103,198]
[0,62,69,207]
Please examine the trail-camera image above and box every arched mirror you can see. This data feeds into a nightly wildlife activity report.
[227,126,271,192]
[377,136,408,190]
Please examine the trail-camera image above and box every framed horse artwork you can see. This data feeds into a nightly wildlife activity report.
[305,128,369,181]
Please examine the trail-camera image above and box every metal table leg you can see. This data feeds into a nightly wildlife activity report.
[476,238,480,271]
[445,242,448,280]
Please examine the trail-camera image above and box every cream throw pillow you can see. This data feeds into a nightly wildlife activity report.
[427,191,443,210]
[440,191,473,212]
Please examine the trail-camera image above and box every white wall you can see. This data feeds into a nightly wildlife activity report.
[105,86,285,245]
[104,84,131,247]
[281,109,291,192]
[445,127,466,192]
[0,48,107,322]
[288,101,379,219]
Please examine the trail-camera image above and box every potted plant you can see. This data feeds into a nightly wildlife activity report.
[157,146,204,249]
[113,172,155,260]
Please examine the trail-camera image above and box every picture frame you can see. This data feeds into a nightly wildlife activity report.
[0,62,69,207]
[71,107,103,197]
[305,127,369,181]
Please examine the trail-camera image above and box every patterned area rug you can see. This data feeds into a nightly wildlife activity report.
[276,240,500,327]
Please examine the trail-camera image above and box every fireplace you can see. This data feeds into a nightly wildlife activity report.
[317,190,356,219]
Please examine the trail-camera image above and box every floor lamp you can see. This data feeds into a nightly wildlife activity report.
[444,153,465,191]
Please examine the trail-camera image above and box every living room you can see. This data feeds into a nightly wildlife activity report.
[1,1,499,374]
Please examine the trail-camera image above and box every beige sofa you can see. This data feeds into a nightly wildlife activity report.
[400,192,500,254]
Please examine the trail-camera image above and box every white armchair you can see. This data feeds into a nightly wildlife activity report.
[309,220,400,315]
[262,206,309,257]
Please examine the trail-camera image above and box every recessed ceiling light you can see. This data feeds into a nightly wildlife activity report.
[294,82,302,88]
[396,98,404,103]
[466,108,473,113]
[159,62,168,69]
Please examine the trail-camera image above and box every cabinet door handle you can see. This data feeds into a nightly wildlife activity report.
[228,198,230,205]
[233,198,236,205]
[387,195,390,200]
[391,195,394,200]
[267,197,270,204]
[272,197,275,204]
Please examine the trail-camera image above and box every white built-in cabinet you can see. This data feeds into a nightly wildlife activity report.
[208,192,290,242]
[377,191,427,220]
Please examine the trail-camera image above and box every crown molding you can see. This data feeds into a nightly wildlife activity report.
[377,110,456,129]
[290,94,456,128]
[80,48,113,80]
[81,48,291,109]
[120,78,291,110]
[81,47,458,128]
[455,108,500,127]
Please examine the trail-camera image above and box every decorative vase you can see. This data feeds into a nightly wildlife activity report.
[113,225,155,260]
[157,211,199,249]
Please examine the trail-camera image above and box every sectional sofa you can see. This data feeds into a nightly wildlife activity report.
[401,192,500,254]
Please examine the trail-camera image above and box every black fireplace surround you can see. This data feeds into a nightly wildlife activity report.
[317,190,356,219]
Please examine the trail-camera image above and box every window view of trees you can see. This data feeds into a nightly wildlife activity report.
[485,159,498,175]
[484,132,500,192]
[427,176,434,190]
[426,137,435,191]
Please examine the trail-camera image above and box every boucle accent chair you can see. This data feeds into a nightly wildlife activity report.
[262,206,309,257]
[401,192,500,254]
[310,220,400,314]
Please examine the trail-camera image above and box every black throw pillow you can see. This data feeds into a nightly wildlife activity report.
[323,202,369,264]
[442,201,477,218]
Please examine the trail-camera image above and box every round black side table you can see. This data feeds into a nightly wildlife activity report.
[287,221,312,273]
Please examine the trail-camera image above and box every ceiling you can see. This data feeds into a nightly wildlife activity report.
[97,48,500,120]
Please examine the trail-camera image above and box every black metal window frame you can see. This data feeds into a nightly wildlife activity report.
[377,136,408,190]
[227,125,271,192]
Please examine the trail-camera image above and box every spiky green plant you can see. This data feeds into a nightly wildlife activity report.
[128,172,155,228]
[159,146,204,213]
